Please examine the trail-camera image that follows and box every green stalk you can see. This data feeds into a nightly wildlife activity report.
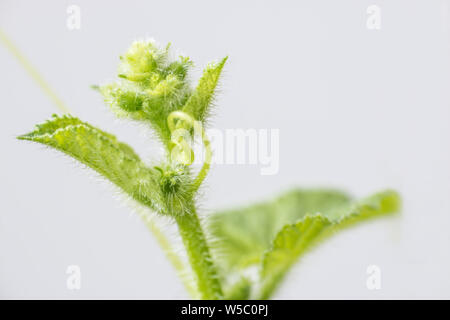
[175,206,223,300]
[167,111,221,298]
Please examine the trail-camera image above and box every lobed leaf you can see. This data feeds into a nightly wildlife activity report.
[209,189,400,299]
[259,190,400,298]
[209,189,351,270]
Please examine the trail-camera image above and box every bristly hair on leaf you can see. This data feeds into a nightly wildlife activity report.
[182,56,228,123]
[17,114,197,218]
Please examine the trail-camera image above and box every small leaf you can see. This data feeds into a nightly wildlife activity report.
[182,56,228,122]
[18,114,163,211]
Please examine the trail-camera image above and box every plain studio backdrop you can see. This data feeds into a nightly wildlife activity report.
[1,0,449,299]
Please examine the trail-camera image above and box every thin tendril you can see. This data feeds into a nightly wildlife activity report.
[0,29,71,114]
[167,111,212,192]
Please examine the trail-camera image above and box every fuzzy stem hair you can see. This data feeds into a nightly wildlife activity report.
[175,206,223,299]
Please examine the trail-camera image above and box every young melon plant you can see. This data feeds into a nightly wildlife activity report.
[19,40,400,300]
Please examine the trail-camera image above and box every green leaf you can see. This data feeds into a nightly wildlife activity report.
[18,114,163,211]
[182,56,228,122]
[209,189,400,299]
[209,189,352,271]
[259,190,400,299]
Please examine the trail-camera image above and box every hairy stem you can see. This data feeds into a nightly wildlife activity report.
[175,207,223,300]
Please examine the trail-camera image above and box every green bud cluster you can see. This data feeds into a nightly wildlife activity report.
[100,40,193,145]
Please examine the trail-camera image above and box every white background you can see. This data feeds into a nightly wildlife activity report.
[0,0,449,299]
